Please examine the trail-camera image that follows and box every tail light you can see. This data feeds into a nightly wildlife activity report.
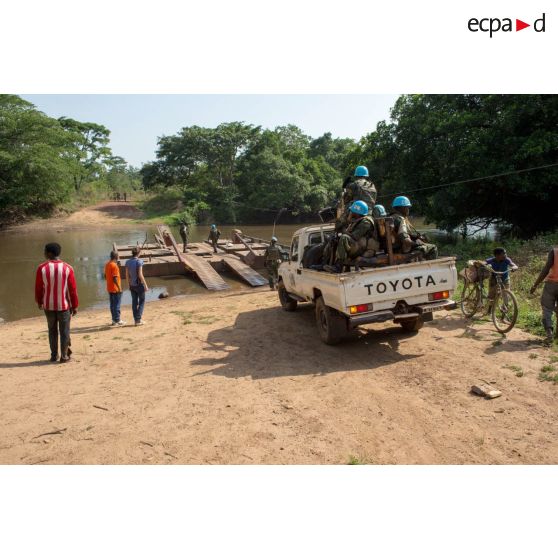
[349,303,373,314]
[428,291,449,301]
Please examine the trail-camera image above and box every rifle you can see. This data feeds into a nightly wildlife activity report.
[407,219,429,242]
[318,206,336,223]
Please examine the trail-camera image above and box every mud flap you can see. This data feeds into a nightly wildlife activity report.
[421,311,434,323]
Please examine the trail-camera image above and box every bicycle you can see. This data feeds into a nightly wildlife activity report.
[460,267,519,334]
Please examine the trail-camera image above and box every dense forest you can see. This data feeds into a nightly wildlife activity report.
[0,95,140,224]
[1,94,557,237]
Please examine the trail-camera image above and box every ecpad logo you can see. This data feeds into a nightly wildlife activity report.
[468,13,546,37]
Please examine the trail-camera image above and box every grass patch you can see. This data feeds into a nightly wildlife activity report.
[138,188,208,225]
[539,365,558,383]
[347,454,371,465]
[529,353,538,360]
[504,364,522,374]
[171,310,218,326]
[549,355,558,364]
[139,189,184,223]
[171,310,194,325]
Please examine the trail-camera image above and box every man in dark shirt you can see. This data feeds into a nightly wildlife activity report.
[530,247,558,344]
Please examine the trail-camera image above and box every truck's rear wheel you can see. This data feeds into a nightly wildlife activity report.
[315,297,347,345]
[399,317,424,332]
[278,280,297,312]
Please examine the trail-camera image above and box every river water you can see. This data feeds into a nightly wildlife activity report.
[0,218,494,322]
[0,223,306,323]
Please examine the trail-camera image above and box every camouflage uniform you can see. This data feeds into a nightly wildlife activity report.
[179,223,189,252]
[343,177,377,209]
[391,213,437,260]
[265,243,285,289]
[336,216,375,264]
[208,228,221,253]
[335,177,377,232]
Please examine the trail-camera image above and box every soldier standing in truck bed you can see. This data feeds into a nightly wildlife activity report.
[325,201,377,273]
[391,196,438,260]
[335,165,377,232]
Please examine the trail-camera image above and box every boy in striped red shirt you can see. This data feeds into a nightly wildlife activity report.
[35,243,79,363]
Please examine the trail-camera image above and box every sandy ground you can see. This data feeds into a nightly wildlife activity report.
[1,289,557,465]
[7,201,144,231]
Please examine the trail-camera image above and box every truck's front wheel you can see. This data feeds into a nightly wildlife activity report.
[315,297,347,345]
[399,317,424,332]
[278,280,298,312]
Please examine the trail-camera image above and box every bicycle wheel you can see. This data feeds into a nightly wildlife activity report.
[460,281,481,318]
[491,289,518,333]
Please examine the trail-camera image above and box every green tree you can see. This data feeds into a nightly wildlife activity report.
[143,122,260,222]
[235,126,340,222]
[58,117,112,190]
[309,132,356,172]
[0,95,75,220]
[352,94,558,237]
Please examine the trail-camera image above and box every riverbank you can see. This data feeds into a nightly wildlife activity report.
[4,202,557,338]
[4,201,146,232]
[1,290,557,465]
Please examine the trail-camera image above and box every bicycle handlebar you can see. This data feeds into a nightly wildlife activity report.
[489,269,517,275]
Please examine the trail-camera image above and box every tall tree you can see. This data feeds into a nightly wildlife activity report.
[309,132,356,172]
[58,117,112,190]
[0,95,75,220]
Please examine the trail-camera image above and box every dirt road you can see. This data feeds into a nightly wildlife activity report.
[8,201,144,232]
[1,290,557,464]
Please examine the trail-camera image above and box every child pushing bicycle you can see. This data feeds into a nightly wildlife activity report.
[485,247,518,305]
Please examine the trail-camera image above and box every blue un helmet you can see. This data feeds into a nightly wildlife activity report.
[211,224,217,229]
[349,200,369,216]
[372,204,387,217]
[271,236,278,242]
[392,196,412,208]
[354,165,369,177]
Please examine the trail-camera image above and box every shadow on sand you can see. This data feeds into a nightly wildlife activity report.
[0,359,55,369]
[71,325,113,334]
[192,303,424,379]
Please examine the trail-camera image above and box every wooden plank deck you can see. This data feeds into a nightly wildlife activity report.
[220,256,267,287]
[157,225,230,291]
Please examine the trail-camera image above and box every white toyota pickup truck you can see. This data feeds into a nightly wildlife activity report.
[277,224,458,344]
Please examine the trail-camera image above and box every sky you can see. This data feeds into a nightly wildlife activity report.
[22,95,398,168]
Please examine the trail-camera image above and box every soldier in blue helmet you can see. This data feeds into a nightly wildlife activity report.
[208,224,221,253]
[325,201,378,273]
[335,165,378,233]
[372,204,387,218]
[391,196,438,260]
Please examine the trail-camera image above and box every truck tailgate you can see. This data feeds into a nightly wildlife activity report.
[341,257,457,309]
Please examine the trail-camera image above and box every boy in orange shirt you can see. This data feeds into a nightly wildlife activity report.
[104,250,125,326]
